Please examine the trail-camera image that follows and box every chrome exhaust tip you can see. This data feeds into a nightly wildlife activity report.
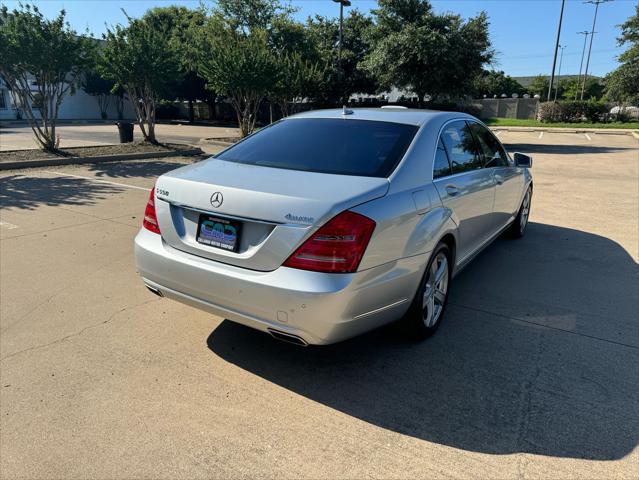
[145,284,164,298]
[267,328,308,347]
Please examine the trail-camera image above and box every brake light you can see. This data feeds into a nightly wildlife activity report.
[143,188,161,234]
[283,211,375,273]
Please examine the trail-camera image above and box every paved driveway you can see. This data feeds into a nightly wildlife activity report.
[1,131,637,479]
[0,123,239,150]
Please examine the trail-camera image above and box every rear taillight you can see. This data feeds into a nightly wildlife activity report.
[143,188,161,234]
[283,211,375,273]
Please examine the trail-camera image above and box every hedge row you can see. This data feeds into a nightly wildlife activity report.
[537,101,619,123]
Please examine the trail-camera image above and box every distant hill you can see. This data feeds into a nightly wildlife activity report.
[513,75,601,87]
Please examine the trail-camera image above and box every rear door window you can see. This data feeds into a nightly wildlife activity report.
[469,122,510,167]
[217,118,419,178]
[433,138,452,179]
[439,121,482,174]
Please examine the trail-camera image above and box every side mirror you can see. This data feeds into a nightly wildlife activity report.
[513,152,533,168]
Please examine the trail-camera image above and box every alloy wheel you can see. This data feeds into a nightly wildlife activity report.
[422,252,449,328]
[520,189,531,234]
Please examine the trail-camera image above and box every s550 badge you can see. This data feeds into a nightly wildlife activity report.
[156,188,169,197]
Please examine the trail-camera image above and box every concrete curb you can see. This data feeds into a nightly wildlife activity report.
[631,131,639,140]
[490,126,637,136]
[0,147,203,171]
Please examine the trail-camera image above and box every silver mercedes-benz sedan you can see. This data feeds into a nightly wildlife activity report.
[135,108,533,346]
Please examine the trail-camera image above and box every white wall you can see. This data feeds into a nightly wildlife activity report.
[0,82,136,121]
[57,88,136,120]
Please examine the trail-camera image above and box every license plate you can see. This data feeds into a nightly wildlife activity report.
[196,215,242,252]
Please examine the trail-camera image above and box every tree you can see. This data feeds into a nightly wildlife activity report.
[142,6,213,123]
[472,70,526,98]
[271,52,324,116]
[560,77,604,101]
[0,4,94,151]
[100,14,179,143]
[363,0,493,106]
[528,75,549,100]
[216,0,295,32]
[306,11,377,104]
[197,23,278,137]
[605,4,639,105]
[82,70,114,119]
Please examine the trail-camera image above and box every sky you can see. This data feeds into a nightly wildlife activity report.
[3,0,637,77]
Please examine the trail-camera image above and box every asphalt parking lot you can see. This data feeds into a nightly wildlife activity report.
[1,130,638,479]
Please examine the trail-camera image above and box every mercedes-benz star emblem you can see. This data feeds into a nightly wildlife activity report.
[210,192,223,208]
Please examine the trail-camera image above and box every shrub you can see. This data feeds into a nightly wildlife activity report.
[537,101,564,122]
[538,100,608,123]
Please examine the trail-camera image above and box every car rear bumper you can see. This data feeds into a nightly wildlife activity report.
[134,229,427,345]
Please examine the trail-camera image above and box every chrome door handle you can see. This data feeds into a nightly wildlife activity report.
[445,185,460,196]
[495,177,504,185]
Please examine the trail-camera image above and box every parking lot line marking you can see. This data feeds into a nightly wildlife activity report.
[495,130,503,137]
[45,171,151,192]
[585,133,592,141]
[538,131,544,139]
[0,221,18,230]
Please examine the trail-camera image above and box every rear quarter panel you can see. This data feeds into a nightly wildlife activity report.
[353,115,464,270]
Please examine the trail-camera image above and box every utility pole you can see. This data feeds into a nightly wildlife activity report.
[548,0,566,102]
[333,0,351,105]
[554,45,567,101]
[575,30,591,99]
[581,0,612,100]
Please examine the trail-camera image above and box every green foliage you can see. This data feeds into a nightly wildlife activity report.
[82,70,114,119]
[100,14,180,142]
[558,77,604,101]
[141,6,213,122]
[527,75,549,100]
[362,0,493,105]
[271,52,324,116]
[306,10,376,104]
[604,4,639,105]
[537,100,608,123]
[216,0,295,32]
[0,4,94,150]
[197,24,278,136]
[473,70,526,98]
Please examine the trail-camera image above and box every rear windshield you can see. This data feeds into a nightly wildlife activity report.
[216,118,419,177]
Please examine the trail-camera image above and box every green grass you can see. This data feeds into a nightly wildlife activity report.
[484,117,639,130]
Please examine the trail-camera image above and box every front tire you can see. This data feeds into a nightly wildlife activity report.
[401,242,451,340]
[509,186,532,239]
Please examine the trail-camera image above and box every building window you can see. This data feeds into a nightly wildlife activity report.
[0,91,6,109]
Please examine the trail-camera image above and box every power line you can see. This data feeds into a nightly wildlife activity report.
[581,0,613,100]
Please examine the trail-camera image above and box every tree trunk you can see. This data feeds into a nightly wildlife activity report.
[188,99,194,123]
[417,92,426,109]
[206,99,216,120]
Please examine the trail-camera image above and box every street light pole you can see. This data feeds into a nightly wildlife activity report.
[554,45,566,101]
[333,0,351,104]
[548,0,566,102]
[575,30,591,100]
[581,0,612,100]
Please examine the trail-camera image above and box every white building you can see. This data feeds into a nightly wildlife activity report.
[0,78,135,122]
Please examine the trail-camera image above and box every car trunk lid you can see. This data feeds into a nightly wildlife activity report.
[154,159,389,271]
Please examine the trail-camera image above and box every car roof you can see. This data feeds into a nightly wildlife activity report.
[287,108,474,127]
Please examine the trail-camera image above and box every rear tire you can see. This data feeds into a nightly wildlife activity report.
[401,242,452,340]
[508,186,532,239]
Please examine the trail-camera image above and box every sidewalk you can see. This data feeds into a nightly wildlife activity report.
[490,125,639,137]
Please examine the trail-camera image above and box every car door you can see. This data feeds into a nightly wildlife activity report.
[469,122,525,230]
[433,120,496,262]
